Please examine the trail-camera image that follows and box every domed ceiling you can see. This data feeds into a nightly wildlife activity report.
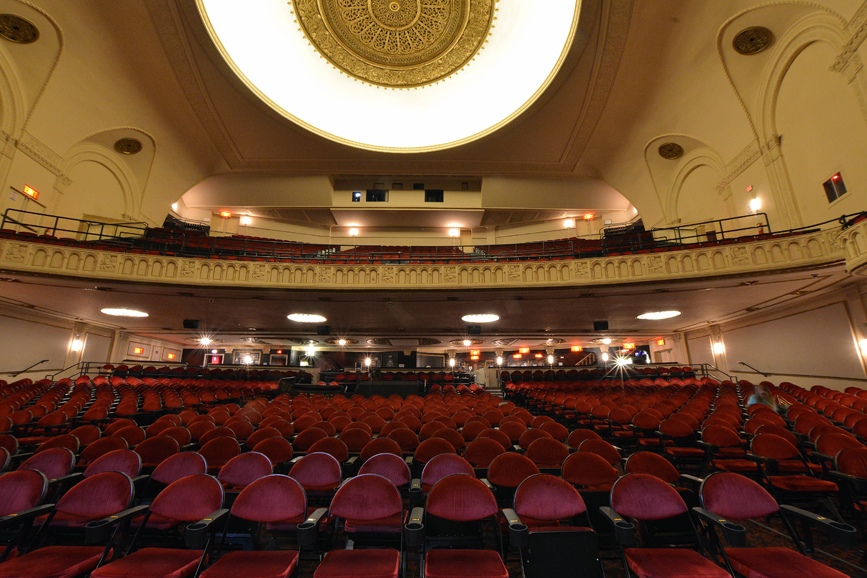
[196,0,581,152]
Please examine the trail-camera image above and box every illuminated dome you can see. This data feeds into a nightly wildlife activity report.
[197,0,581,152]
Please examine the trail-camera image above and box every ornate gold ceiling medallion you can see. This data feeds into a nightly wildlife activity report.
[733,27,773,55]
[658,142,684,160]
[114,138,143,155]
[291,0,497,88]
[0,14,38,44]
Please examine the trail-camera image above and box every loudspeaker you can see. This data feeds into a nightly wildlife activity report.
[316,325,331,335]
[183,319,200,329]
[467,325,481,335]
[593,320,609,331]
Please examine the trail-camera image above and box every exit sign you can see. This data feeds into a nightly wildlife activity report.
[22,185,39,200]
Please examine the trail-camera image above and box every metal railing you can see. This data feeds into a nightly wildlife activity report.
[1,209,861,265]
[1,209,148,242]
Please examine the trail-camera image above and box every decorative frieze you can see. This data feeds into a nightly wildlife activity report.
[0,228,848,289]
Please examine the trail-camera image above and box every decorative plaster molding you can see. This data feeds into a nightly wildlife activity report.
[15,131,71,185]
[0,229,846,290]
[831,0,867,72]
[716,141,762,193]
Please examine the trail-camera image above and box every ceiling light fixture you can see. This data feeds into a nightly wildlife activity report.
[461,314,499,323]
[462,339,472,347]
[199,337,212,345]
[338,339,347,346]
[288,313,327,323]
[602,338,611,345]
[100,308,149,317]
[637,311,681,320]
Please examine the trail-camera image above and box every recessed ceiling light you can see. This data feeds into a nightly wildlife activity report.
[288,314,327,323]
[637,311,682,320]
[462,314,499,323]
[462,339,472,347]
[100,308,148,317]
[200,337,213,345]
[602,338,612,344]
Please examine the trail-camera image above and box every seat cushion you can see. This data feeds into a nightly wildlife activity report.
[665,447,705,458]
[712,459,759,472]
[200,551,299,578]
[766,476,838,493]
[129,513,182,531]
[624,548,730,578]
[724,547,849,578]
[313,549,399,578]
[344,512,404,534]
[425,549,508,578]
[90,547,204,578]
[0,546,108,578]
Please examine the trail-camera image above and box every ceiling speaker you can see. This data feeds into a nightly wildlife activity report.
[593,320,609,331]
[182,319,200,329]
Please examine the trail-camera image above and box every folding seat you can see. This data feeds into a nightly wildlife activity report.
[187,421,216,442]
[577,438,622,467]
[19,447,76,481]
[695,472,855,578]
[226,419,255,441]
[198,475,306,578]
[89,474,227,578]
[83,449,142,479]
[0,435,17,457]
[0,469,49,561]
[828,446,867,533]
[359,453,412,490]
[419,421,447,441]
[625,451,701,508]
[408,474,508,578]
[339,427,372,452]
[504,474,604,578]
[308,437,350,464]
[104,419,137,436]
[198,437,241,474]
[459,421,487,442]
[308,474,403,578]
[159,426,192,447]
[517,428,552,451]
[198,426,236,446]
[68,425,101,447]
[602,473,731,578]
[657,418,705,470]
[464,438,506,474]
[811,432,863,473]
[217,452,273,491]
[432,428,465,453]
[754,423,799,446]
[34,433,80,455]
[77,436,129,468]
[566,428,601,450]
[311,421,337,436]
[134,436,180,470]
[359,438,403,463]
[487,453,540,507]
[409,438,456,477]
[524,438,570,473]
[252,437,294,472]
[412,454,474,507]
[0,471,137,578]
[110,425,146,448]
[749,433,842,521]
[539,420,569,442]
[287,452,342,507]
[498,420,527,444]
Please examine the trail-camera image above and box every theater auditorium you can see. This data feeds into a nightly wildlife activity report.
[0,1,864,577]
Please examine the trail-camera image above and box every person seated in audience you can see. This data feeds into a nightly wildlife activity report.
[746,384,779,413]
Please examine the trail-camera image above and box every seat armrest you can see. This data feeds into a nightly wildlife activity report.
[0,503,55,531]
[696,441,719,452]
[598,506,635,546]
[479,478,494,492]
[404,506,425,548]
[289,456,304,465]
[810,452,833,463]
[297,507,328,547]
[49,472,83,486]
[691,507,746,546]
[132,474,150,484]
[680,474,704,487]
[510,445,523,454]
[184,508,231,549]
[780,505,857,547]
[828,471,867,492]
[85,504,149,545]
[502,508,528,548]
